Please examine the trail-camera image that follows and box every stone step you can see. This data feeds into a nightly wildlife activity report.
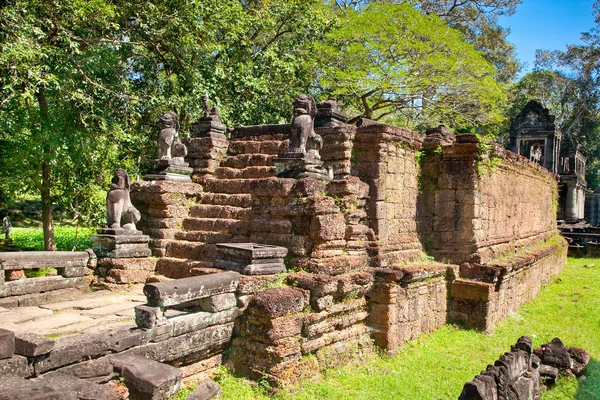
[156,258,216,279]
[1,306,53,324]
[189,204,252,220]
[227,140,286,156]
[221,153,272,169]
[197,193,252,208]
[81,301,145,318]
[202,178,253,194]
[214,166,276,179]
[182,218,250,235]
[44,314,133,337]
[18,313,93,332]
[165,241,218,260]
[40,291,121,311]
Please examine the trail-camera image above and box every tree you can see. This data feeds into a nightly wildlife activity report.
[0,0,145,249]
[330,0,522,83]
[0,0,334,248]
[317,2,507,131]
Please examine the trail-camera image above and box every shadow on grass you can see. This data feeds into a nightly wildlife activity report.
[575,357,600,400]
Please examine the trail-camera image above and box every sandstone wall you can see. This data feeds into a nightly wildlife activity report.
[351,122,424,266]
[418,134,559,264]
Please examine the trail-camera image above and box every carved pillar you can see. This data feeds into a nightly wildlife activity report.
[565,183,578,222]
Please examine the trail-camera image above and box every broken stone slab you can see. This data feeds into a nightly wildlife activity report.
[34,328,148,374]
[0,376,61,400]
[47,357,115,384]
[170,308,239,338]
[198,293,237,313]
[0,329,14,359]
[126,323,234,363]
[143,271,240,308]
[186,380,221,400]
[135,305,167,329]
[121,355,182,400]
[539,364,559,385]
[0,355,31,377]
[534,337,573,369]
[0,276,86,298]
[14,332,54,357]
[0,287,85,309]
[36,373,118,400]
[0,251,91,270]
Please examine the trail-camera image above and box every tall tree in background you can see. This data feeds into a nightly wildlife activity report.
[0,0,141,250]
[318,2,507,131]
[331,0,522,83]
[530,0,600,188]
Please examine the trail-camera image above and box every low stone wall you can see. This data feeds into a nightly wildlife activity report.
[449,236,567,331]
[0,251,95,308]
[368,265,450,354]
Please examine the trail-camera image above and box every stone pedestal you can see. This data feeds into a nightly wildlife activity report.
[215,243,287,275]
[273,152,331,181]
[90,229,152,258]
[144,158,193,182]
[315,100,348,128]
[192,118,227,139]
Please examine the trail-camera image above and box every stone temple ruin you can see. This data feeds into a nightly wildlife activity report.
[0,95,568,398]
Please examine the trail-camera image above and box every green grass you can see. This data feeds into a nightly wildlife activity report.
[175,258,600,400]
[11,226,96,251]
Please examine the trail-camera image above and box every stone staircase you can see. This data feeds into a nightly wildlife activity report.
[156,135,288,278]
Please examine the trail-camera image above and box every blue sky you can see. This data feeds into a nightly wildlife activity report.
[498,0,596,73]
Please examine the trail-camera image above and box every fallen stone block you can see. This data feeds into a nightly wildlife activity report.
[136,305,167,329]
[144,271,240,307]
[186,380,221,400]
[57,266,91,278]
[121,355,182,400]
[49,358,115,384]
[0,355,31,377]
[199,293,237,313]
[569,347,590,375]
[534,337,573,369]
[539,364,559,385]
[0,328,15,359]
[14,332,54,357]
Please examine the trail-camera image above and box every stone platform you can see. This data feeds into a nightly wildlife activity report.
[0,285,146,338]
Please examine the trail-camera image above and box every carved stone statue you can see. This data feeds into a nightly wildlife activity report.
[106,168,141,231]
[289,94,323,158]
[272,94,331,180]
[0,217,12,240]
[157,111,180,160]
[144,111,193,182]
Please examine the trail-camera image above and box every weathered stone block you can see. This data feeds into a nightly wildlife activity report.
[0,328,15,359]
[143,272,240,307]
[186,380,221,400]
[248,287,305,318]
[170,308,239,338]
[122,356,182,400]
[451,280,494,302]
[199,293,237,313]
[56,267,90,278]
[135,305,167,329]
[0,355,31,377]
[14,332,54,357]
[310,214,346,241]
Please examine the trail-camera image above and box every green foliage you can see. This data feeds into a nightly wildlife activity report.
[11,226,94,251]
[318,3,507,131]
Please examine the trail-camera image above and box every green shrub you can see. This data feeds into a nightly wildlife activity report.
[11,226,96,251]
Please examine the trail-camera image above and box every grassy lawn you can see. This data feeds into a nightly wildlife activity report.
[185,258,600,400]
[10,226,95,251]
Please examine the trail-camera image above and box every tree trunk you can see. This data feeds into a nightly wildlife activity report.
[36,88,56,251]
